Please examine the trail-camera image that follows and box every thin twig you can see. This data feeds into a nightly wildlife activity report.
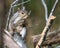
[12,0,30,7]
[5,7,12,30]
[5,0,19,30]
[49,0,58,16]
[42,0,48,21]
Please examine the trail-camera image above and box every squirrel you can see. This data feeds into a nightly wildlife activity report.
[8,7,28,38]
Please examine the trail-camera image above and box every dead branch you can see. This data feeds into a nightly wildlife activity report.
[32,27,60,46]
[3,33,20,48]
[32,30,60,46]
[31,30,60,43]
[42,34,60,46]
[36,15,56,48]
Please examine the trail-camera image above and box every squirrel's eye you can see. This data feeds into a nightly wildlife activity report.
[22,12,24,14]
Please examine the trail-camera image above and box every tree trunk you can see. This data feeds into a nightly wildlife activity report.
[0,0,6,48]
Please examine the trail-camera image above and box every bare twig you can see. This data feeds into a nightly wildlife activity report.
[36,16,56,48]
[5,7,12,30]
[49,0,58,16]
[42,0,48,21]
[12,0,30,7]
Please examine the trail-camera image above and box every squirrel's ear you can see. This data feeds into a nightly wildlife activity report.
[28,11,31,15]
[17,8,20,12]
[22,6,25,10]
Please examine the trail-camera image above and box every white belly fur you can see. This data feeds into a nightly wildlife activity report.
[20,27,26,39]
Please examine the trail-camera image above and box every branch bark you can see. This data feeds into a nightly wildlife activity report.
[35,15,56,48]
[32,30,60,46]
[3,33,20,48]
[31,30,60,43]
[42,34,60,46]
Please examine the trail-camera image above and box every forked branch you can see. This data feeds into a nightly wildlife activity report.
[36,15,56,48]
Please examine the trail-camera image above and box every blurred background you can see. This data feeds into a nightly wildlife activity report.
[0,0,60,48]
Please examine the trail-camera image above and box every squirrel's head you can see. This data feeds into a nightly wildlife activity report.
[18,7,28,19]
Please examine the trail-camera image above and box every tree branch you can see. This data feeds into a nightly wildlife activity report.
[3,33,20,48]
[31,31,60,46]
[31,29,60,46]
[42,34,60,46]
[31,30,60,42]
[35,15,56,48]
